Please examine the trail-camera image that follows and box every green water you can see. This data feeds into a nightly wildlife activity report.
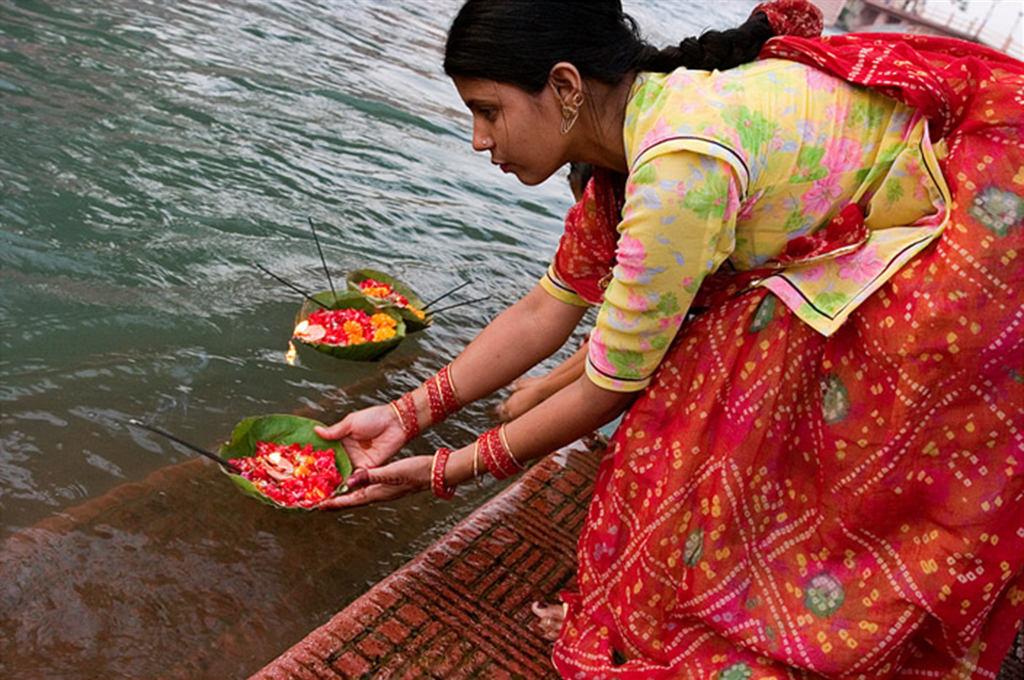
[0,1,757,677]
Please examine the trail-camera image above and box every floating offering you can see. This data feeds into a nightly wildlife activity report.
[219,414,352,511]
[357,279,425,320]
[292,291,406,362]
[295,307,400,346]
[347,269,433,332]
[258,259,479,363]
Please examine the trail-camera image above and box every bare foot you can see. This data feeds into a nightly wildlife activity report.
[531,601,566,641]
[494,383,554,422]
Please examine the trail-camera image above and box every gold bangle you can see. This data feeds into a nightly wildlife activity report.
[389,401,405,428]
[472,441,482,486]
[447,362,463,405]
[499,423,524,469]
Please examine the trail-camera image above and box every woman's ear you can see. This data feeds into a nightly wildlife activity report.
[548,62,583,105]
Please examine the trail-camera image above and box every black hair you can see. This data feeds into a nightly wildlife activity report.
[568,162,593,200]
[444,0,775,93]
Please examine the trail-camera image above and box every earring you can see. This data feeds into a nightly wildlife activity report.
[561,92,584,135]
[551,82,585,135]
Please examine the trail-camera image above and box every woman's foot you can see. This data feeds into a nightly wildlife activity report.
[495,355,587,422]
[510,375,545,393]
[494,382,556,422]
[531,601,566,641]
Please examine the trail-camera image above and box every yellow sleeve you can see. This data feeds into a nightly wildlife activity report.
[586,150,740,392]
[539,264,592,308]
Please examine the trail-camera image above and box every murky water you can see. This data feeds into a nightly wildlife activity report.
[0,1,757,677]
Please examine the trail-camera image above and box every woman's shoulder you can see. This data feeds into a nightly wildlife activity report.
[624,59,866,160]
[629,59,838,106]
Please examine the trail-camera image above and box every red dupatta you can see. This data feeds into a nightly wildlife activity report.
[550,30,1024,310]
[550,166,625,305]
[759,32,1024,141]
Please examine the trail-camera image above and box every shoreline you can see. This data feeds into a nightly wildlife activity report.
[247,436,604,680]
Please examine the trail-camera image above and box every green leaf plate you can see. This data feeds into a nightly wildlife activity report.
[219,414,352,512]
[294,290,406,362]
[346,268,433,333]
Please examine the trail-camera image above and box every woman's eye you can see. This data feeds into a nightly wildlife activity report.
[478,108,497,121]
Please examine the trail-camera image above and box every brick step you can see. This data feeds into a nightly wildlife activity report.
[248,439,603,680]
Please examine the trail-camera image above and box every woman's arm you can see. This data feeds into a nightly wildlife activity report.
[444,372,633,487]
[450,284,588,403]
[314,283,588,471]
[319,366,632,509]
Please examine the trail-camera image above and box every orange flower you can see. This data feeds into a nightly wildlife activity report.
[342,320,365,343]
[370,313,398,341]
[359,280,393,299]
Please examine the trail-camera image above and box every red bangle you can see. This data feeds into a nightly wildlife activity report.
[391,392,419,442]
[440,364,462,411]
[424,363,462,425]
[478,425,522,480]
[431,447,457,500]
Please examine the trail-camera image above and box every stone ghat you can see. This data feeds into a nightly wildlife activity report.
[247,438,603,680]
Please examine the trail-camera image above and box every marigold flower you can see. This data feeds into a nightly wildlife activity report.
[342,319,365,342]
[358,279,424,318]
[298,307,399,347]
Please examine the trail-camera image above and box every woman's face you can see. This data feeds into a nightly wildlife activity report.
[452,76,566,186]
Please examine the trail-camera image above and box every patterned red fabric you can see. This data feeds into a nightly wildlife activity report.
[774,203,867,265]
[753,0,823,39]
[553,34,1024,680]
[760,32,1024,140]
[550,167,624,305]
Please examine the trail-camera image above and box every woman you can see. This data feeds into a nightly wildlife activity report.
[315,1,1024,677]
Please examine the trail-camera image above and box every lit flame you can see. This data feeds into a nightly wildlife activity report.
[285,341,297,365]
[293,320,309,337]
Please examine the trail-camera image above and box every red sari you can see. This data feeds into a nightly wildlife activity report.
[552,34,1024,680]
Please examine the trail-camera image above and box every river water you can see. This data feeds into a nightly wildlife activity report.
[0,1,757,677]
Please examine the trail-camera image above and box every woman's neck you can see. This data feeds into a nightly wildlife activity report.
[571,75,634,174]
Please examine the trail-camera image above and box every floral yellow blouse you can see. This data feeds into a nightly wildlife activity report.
[541,59,950,392]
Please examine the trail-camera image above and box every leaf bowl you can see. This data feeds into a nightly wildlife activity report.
[219,414,352,512]
[346,268,432,333]
[293,290,406,362]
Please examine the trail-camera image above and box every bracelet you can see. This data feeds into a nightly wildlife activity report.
[478,425,523,480]
[390,392,420,442]
[478,428,502,479]
[472,440,482,487]
[445,363,463,406]
[431,447,457,500]
[424,363,463,425]
[499,424,524,470]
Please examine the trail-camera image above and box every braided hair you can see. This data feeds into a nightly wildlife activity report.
[637,12,774,72]
[444,0,776,93]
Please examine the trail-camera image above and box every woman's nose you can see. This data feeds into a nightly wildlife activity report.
[472,126,493,152]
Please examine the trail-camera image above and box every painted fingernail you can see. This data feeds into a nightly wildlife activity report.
[346,469,369,489]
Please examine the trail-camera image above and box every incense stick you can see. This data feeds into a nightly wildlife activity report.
[125,419,242,473]
[254,263,327,308]
[307,217,337,298]
[423,280,472,310]
[429,295,491,315]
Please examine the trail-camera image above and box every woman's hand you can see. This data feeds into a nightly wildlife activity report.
[316,455,431,509]
[314,404,406,472]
